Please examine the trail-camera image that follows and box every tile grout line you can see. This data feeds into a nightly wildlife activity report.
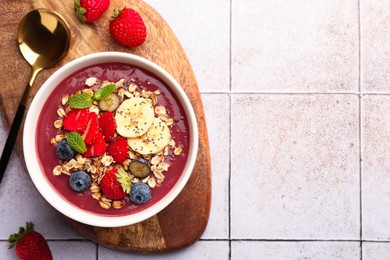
[358,0,363,259]
[228,0,233,259]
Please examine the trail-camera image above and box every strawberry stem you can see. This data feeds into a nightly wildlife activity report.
[8,222,34,249]
[74,0,87,23]
[109,8,123,22]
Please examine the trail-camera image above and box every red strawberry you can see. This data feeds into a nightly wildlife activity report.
[109,8,147,48]
[82,112,99,144]
[100,168,128,200]
[63,108,90,133]
[106,137,128,163]
[8,222,53,260]
[74,0,110,24]
[99,112,116,142]
[83,131,106,157]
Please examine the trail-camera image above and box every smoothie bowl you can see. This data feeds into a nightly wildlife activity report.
[23,52,198,227]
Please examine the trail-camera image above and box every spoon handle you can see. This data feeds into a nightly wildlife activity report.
[0,82,31,184]
[0,105,26,181]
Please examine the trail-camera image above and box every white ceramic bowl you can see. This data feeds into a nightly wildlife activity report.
[23,52,198,227]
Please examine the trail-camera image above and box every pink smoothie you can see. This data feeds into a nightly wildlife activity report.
[36,62,190,216]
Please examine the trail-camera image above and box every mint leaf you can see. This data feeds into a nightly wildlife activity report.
[66,132,87,153]
[68,93,92,109]
[93,84,116,101]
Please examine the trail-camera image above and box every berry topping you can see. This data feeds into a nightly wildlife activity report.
[106,137,128,163]
[98,93,120,112]
[109,8,147,48]
[56,139,75,161]
[130,182,151,204]
[83,131,106,157]
[129,158,151,178]
[69,171,92,192]
[74,0,110,24]
[82,112,99,144]
[63,108,91,133]
[100,168,130,200]
[8,222,53,260]
[98,111,116,142]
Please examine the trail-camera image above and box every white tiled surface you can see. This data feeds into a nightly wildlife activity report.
[1,1,390,259]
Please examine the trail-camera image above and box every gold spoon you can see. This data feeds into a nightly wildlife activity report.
[0,9,71,182]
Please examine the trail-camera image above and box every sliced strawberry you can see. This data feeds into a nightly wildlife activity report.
[82,112,99,144]
[99,112,116,142]
[100,168,128,200]
[106,137,128,163]
[83,131,106,157]
[63,108,90,133]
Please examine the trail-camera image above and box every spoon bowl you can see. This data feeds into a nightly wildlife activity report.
[0,9,71,183]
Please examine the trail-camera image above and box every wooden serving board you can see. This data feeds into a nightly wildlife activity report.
[0,0,211,252]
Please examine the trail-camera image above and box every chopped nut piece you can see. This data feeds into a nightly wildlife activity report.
[55,134,65,142]
[148,177,156,188]
[82,88,94,95]
[129,83,138,93]
[155,106,166,115]
[115,79,124,88]
[174,147,183,156]
[165,118,174,126]
[89,105,100,114]
[157,162,170,172]
[85,77,98,87]
[61,95,69,106]
[112,201,124,209]
[57,108,66,118]
[101,195,112,203]
[99,200,111,209]
[90,183,100,193]
[153,170,165,180]
[150,155,161,165]
[101,155,113,167]
[92,192,102,200]
[53,165,62,176]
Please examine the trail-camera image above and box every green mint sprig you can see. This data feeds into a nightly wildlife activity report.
[66,132,87,153]
[68,93,93,109]
[93,84,116,101]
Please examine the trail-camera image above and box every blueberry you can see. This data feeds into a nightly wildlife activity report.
[69,171,91,192]
[56,139,75,160]
[130,183,151,204]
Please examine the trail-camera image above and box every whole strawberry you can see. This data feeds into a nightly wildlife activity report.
[8,222,53,260]
[109,8,147,48]
[101,168,132,200]
[74,0,110,24]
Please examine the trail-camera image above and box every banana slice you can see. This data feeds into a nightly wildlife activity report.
[128,117,171,155]
[115,97,154,138]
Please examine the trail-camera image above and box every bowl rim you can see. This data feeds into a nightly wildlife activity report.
[23,51,198,227]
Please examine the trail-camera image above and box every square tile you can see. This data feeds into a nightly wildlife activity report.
[361,0,390,93]
[232,241,360,260]
[48,241,96,260]
[98,241,229,259]
[231,94,360,239]
[201,94,230,239]
[0,241,96,260]
[0,116,82,240]
[144,0,230,92]
[232,0,359,93]
[363,242,390,259]
[362,95,390,240]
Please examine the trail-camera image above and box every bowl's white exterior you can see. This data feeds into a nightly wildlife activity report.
[23,52,198,227]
